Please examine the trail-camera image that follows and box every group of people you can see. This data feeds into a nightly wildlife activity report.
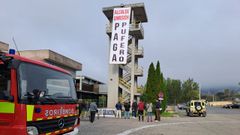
[78,99,162,123]
[115,99,162,122]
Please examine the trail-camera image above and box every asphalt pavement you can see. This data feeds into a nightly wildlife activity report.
[78,107,240,135]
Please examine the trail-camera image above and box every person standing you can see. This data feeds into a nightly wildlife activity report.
[138,100,145,122]
[81,101,87,119]
[132,100,138,119]
[78,99,83,117]
[155,100,161,122]
[115,101,122,118]
[146,102,153,122]
[89,102,98,123]
[124,101,130,119]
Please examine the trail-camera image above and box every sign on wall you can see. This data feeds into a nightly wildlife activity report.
[97,108,116,118]
[109,7,131,64]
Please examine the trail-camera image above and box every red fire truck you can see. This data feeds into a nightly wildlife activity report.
[0,50,79,135]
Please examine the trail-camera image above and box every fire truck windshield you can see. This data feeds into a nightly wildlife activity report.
[18,62,77,104]
[0,64,11,100]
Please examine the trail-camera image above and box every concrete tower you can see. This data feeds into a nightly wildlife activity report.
[103,3,148,108]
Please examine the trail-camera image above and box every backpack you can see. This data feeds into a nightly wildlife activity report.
[132,102,138,110]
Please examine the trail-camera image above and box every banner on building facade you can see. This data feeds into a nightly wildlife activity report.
[109,7,131,64]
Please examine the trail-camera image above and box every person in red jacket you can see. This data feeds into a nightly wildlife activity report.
[138,100,145,122]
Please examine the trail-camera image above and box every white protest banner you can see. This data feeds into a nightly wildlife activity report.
[109,7,131,64]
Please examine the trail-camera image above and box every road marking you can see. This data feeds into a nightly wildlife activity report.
[117,120,240,135]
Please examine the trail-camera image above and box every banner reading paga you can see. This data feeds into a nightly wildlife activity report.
[109,7,131,64]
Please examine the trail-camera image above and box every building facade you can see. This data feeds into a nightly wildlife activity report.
[0,41,9,52]
[75,76,106,108]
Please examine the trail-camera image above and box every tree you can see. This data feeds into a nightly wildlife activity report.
[166,78,173,104]
[143,61,168,113]
[166,78,182,105]
[173,80,182,104]
[141,61,168,112]
[143,62,156,103]
[161,77,167,113]
[223,89,231,100]
[215,92,224,101]
[214,89,236,101]
[154,61,167,112]
[155,61,161,101]
[181,78,199,102]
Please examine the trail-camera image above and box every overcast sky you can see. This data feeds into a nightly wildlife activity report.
[1,0,240,89]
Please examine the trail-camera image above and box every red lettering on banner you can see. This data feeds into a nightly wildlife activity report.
[114,15,129,21]
[114,9,130,15]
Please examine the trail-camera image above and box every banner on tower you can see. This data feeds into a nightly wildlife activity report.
[109,7,131,64]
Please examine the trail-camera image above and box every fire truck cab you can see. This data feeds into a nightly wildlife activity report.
[0,50,79,135]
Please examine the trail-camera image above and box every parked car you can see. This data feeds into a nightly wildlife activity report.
[222,104,232,109]
[223,104,240,109]
[177,103,187,110]
[231,104,240,109]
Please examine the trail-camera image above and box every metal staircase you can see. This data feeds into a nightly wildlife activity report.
[123,72,131,82]
[119,77,131,102]
[119,77,131,90]
[122,92,130,102]
[119,45,143,102]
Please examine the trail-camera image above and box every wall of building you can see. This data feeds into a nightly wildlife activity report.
[0,41,9,52]
[75,77,106,108]
[19,49,82,77]
[208,101,232,107]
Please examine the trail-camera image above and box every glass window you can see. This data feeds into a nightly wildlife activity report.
[47,79,70,97]
[18,63,77,104]
[194,102,201,106]
[0,64,11,100]
[20,80,27,99]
